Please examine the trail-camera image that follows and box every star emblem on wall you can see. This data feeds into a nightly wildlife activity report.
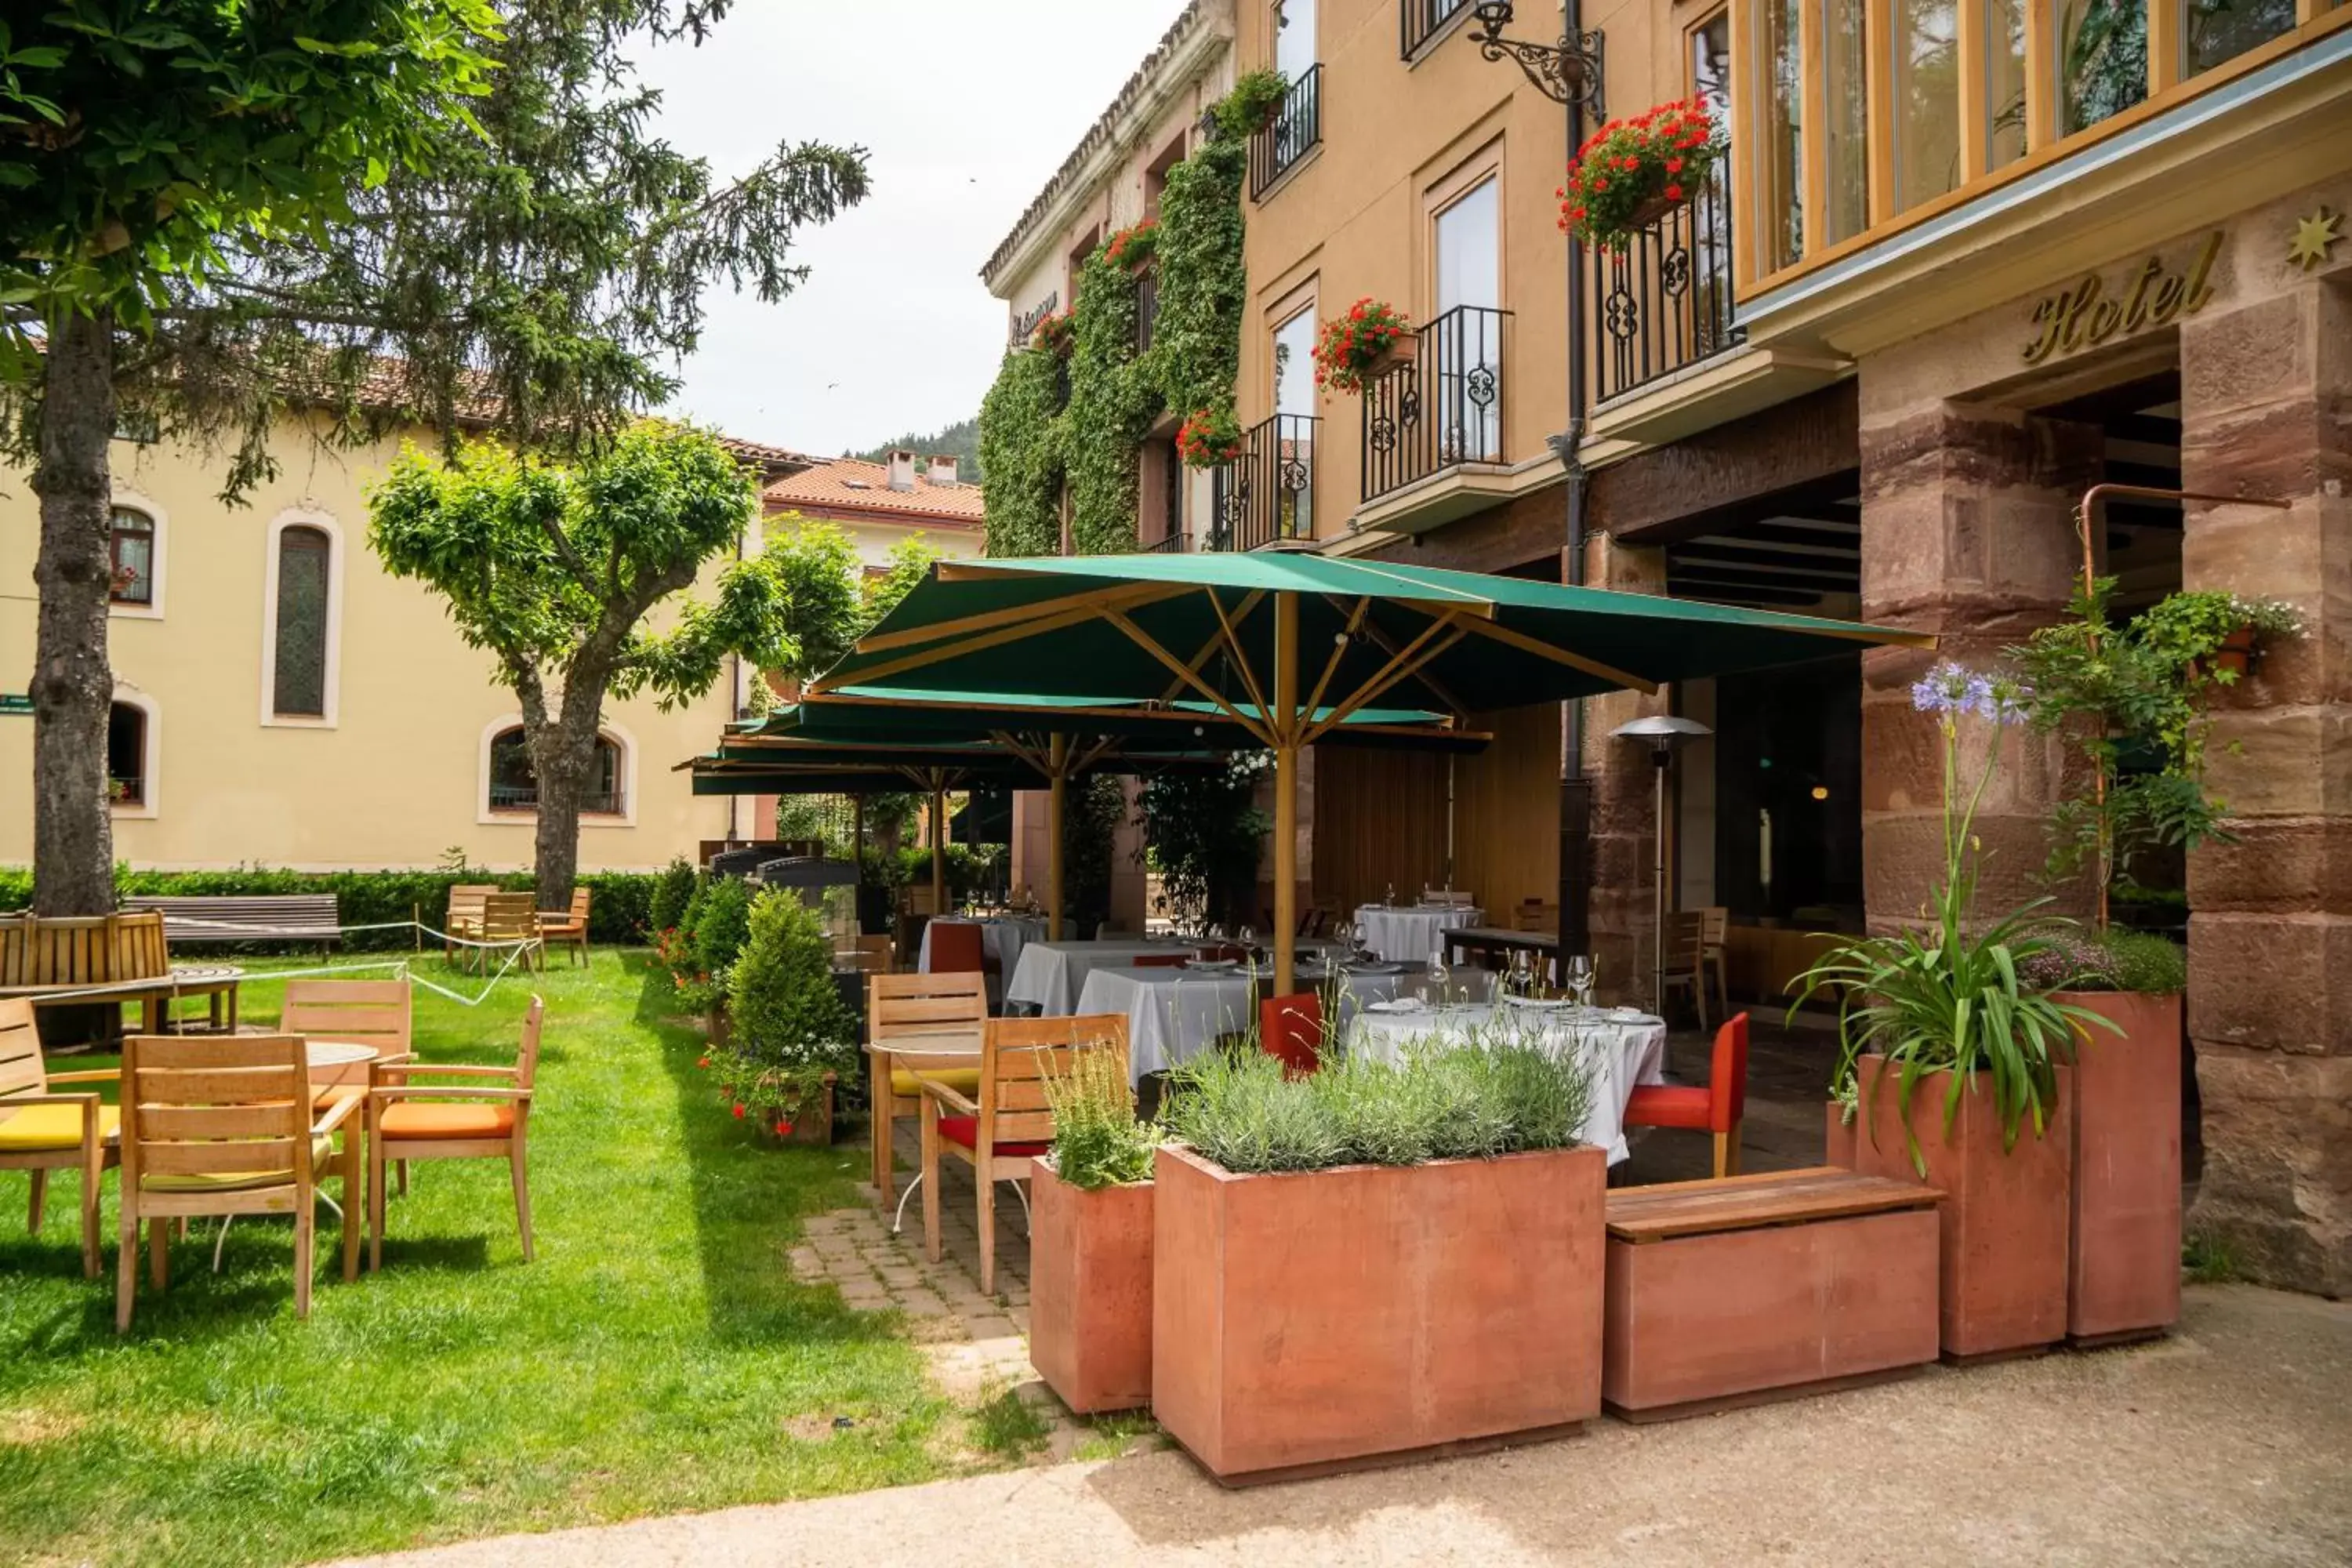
[2287,206,2343,272]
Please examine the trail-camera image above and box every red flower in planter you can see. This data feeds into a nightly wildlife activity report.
[1312,299,1412,396]
[697,1055,710,1069]
[1559,98,1725,251]
[732,1102,746,1119]
[775,1121,795,1137]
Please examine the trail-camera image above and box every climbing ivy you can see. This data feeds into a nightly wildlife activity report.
[1064,249,1161,554]
[976,83,1253,560]
[976,343,1066,558]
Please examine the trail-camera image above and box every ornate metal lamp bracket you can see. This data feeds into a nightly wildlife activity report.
[1470,2,1605,117]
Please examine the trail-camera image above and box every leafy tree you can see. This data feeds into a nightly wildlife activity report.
[0,1,498,915]
[754,516,864,688]
[371,422,808,909]
[862,535,942,632]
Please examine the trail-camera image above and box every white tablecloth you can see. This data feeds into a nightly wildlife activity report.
[916,916,1046,978]
[1350,904,1484,964]
[1078,961,1488,1083]
[1005,937,1200,1016]
[1345,1003,1668,1165]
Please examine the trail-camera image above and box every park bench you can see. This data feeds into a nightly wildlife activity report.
[122,894,342,949]
[0,911,242,1033]
[1602,1167,1943,1421]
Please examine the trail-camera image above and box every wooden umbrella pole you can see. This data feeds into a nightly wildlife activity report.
[1272,593,1299,999]
[1047,732,1069,942]
[930,780,946,919]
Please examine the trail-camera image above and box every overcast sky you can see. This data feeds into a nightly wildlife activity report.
[640,2,1184,458]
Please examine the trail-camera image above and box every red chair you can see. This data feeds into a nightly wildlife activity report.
[928,920,986,977]
[1258,992,1323,1078]
[1622,1011,1750,1178]
[1195,943,1248,964]
[1131,953,1187,969]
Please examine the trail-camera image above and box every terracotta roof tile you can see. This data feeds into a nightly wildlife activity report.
[764,457,985,526]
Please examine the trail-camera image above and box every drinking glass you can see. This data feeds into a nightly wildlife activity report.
[1238,924,1256,952]
[1428,946,1450,1006]
[1510,949,1533,999]
[1385,881,1397,907]
[1351,920,1370,962]
[1565,953,1595,1008]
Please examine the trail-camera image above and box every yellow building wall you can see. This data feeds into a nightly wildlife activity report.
[0,418,745,873]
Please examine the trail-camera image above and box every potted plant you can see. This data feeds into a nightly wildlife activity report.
[1031,309,1075,357]
[1175,406,1244,469]
[1104,218,1158,274]
[1792,662,2113,1361]
[1213,68,1289,140]
[1311,299,1414,395]
[1029,1046,1158,1415]
[724,887,858,1146]
[1825,1065,1857,1168]
[1152,1030,1603,1483]
[1557,98,1726,250]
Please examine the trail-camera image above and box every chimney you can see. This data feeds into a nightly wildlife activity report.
[927,455,960,488]
[885,449,916,492]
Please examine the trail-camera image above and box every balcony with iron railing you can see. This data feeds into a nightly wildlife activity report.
[1250,65,1322,200]
[1360,305,1511,504]
[1134,265,1160,355]
[1208,414,1319,551]
[1588,158,1744,405]
[1399,0,1473,58]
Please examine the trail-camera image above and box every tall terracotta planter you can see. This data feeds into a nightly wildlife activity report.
[2053,990,2183,1344]
[1824,1101,1856,1167]
[1851,1063,2072,1360]
[1029,1159,1154,1415]
[1152,1142,1606,1485]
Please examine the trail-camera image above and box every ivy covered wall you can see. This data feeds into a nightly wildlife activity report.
[978,107,1250,561]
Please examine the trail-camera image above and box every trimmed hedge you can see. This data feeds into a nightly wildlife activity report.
[0,868,657,952]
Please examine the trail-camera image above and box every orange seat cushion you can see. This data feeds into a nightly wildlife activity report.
[1622,1084,1714,1132]
[378,1102,517,1141]
[935,1115,1048,1158]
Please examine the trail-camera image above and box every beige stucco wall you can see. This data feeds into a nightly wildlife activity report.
[0,416,746,873]
[762,506,985,573]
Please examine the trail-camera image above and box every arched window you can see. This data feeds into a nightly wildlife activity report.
[109,507,156,607]
[486,726,626,816]
[108,699,154,811]
[270,525,332,717]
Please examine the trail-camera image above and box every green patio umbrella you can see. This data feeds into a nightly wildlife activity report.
[760,685,1488,942]
[808,552,1934,994]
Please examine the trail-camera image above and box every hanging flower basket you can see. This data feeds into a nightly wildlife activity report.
[1031,310,1075,357]
[1105,219,1159,273]
[1557,98,1726,252]
[1176,407,1244,469]
[1311,299,1414,396]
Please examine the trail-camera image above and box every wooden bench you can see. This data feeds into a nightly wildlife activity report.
[1602,1167,1943,1422]
[0,912,242,1033]
[123,895,341,949]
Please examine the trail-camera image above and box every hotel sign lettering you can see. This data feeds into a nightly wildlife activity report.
[2021,230,2222,365]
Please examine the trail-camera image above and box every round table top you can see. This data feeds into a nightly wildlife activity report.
[166,964,244,982]
[305,1040,380,1069]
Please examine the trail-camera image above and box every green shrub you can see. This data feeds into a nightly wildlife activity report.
[672,879,713,973]
[717,888,858,1129]
[2100,928,2187,995]
[1162,1024,1596,1177]
[648,857,698,934]
[1044,1044,1156,1190]
[2016,927,2187,995]
[692,877,755,979]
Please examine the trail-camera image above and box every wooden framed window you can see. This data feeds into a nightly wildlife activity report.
[486,726,628,818]
[260,511,343,727]
[108,507,155,607]
[107,693,160,817]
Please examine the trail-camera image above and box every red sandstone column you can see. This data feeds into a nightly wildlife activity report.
[2179,277,2352,1298]
[1581,532,1668,1004]
[1857,402,2103,931]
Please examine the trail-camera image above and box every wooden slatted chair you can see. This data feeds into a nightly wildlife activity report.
[1657,909,1711,1031]
[920,1013,1129,1294]
[1700,906,1732,1018]
[866,972,987,1207]
[114,1033,362,1330]
[281,977,417,1195]
[442,884,497,961]
[466,892,542,975]
[0,998,120,1277]
[839,935,894,975]
[367,996,543,1270]
[535,888,592,967]
[1515,898,1560,933]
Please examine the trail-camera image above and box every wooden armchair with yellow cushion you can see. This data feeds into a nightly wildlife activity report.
[865,971,986,1207]
[114,1033,363,1330]
[367,996,543,1270]
[919,1014,1129,1294]
[0,998,120,1278]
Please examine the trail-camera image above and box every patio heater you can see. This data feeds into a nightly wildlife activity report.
[1611,715,1711,1014]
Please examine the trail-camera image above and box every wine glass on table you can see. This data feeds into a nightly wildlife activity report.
[1565,953,1595,1009]
[1427,946,1450,1007]
[1350,920,1371,964]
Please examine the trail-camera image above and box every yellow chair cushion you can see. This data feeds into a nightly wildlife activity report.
[378,1102,517,1141]
[891,1066,982,1098]
[0,1102,119,1151]
[140,1134,339,1192]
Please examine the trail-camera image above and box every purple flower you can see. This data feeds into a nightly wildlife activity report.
[1911,661,2033,724]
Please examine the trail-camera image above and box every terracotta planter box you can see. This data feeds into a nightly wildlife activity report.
[1824,1101,1856,1167]
[1359,333,1418,386]
[1602,1169,1942,1420]
[764,1074,837,1149]
[1152,1142,1605,1485]
[1029,1160,1154,1414]
[2054,990,2183,1345]
[1851,1062,2073,1360]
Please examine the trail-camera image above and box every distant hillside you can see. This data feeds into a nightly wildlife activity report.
[853,416,981,483]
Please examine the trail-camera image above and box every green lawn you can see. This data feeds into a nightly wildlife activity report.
[1,952,952,1568]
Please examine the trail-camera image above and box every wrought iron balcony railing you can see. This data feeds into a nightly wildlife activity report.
[1250,66,1322,199]
[1360,304,1510,503]
[1209,414,1319,551]
[1142,526,1186,553]
[1134,265,1160,355]
[1400,0,1473,57]
[1588,157,1744,403]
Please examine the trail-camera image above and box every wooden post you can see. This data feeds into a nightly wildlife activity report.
[1047,732,1069,942]
[1272,593,1298,998]
[930,782,946,917]
[852,793,866,934]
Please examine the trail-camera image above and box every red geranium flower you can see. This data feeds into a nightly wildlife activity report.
[732,1102,746,1119]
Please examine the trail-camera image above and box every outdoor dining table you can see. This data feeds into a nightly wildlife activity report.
[1345,1001,1668,1164]
[1351,903,1484,964]
[1079,960,1491,1085]
[1003,935,1208,1016]
[915,914,1047,978]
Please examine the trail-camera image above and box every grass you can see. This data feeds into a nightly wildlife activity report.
[0,950,956,1567]
[968,1382,1052,1460]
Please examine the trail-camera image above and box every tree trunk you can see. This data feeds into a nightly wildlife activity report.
[526,671,613,913]
[29,310,118,917]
